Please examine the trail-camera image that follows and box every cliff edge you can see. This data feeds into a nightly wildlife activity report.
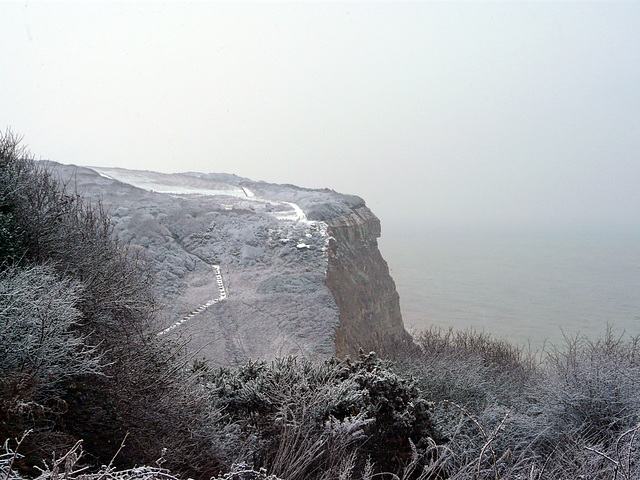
[325,206,409,358]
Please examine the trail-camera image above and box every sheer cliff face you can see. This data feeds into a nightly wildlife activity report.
[325,206,409,358]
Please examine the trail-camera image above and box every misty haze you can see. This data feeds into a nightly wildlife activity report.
[2,1,639,479]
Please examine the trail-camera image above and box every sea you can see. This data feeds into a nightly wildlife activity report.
[378,225,640,348]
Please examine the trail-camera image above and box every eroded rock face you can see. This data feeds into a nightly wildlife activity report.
[325,206,410,358]
[47,162,408,363]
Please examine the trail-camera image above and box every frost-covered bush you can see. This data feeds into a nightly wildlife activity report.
[211,464,284,480]
[203,352,441,479]
[330,352,443,466]
[543,328,640,444]
[390,328,543,477]
[386,326,640,479]
[0,264,104,467]
[411,327,537,407]
[0,130,31,264]
[1,437,284,480]
[0,130,156,342]
[0,265,102,396]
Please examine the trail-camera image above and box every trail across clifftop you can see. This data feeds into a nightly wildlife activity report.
[157,265,227,336]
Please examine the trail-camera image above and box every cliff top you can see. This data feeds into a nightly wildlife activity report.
[45,161,365,223]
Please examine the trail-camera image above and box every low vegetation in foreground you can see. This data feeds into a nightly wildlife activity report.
[2,131,640,479]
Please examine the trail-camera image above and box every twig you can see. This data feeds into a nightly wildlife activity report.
[55,440,83,480]
[4,430,32,480]
[96,432,129,480]
[54,440,83,467]
[480,409,511,480]
[443,400,507,478]
[614,423,640,480]
[584,446,619,478]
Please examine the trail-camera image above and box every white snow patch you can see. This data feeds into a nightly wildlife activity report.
[283,201,307,222]
[92,167,314,226]
[90,166,332,272]
[92,167,246,197]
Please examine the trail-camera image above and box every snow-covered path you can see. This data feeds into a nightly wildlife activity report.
[240,186,308,223]
[157,265,227,336]
[281,201,307,222]
[94,168,310,224]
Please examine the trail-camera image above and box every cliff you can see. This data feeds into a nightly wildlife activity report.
[325,206,409,357]
[48,163,408,363]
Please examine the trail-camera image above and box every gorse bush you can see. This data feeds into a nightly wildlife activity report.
[203,352,443,479]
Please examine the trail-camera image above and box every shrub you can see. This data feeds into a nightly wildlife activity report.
[0,264,102,395]
[203,352,442,479]
[0,130,31,264]
[385,328,542,478]
[381,326,640,479]
[0,131,221,479]
[544,327,640,442]
[0,263,103,453]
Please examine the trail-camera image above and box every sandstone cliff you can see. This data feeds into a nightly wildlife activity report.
[325,206,409,357]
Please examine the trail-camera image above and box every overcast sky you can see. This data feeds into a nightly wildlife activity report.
[2,1,639,231]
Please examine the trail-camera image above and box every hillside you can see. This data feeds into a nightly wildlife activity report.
[49,162,409,364]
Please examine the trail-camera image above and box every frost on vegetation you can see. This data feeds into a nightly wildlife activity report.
[391,326,640,479]
[1,433,186,480]
[544,328,640,444]
[0,264,103,395]
[211,463,283,480]
[202,352,442,478]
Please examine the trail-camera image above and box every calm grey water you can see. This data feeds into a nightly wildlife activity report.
[378,226,640,347]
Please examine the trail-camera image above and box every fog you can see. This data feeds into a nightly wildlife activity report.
[2,1,639,231]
